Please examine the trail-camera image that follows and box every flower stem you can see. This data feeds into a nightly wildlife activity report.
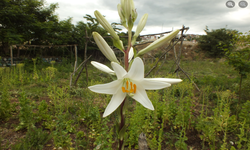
[124,30,132,71]
[119,51,127,150]
[124,50,129,71]
[119,98,126,150]
[118,30,131,150]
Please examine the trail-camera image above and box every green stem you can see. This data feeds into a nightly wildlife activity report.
[119,51,128,150]
[124,50,129,71]
[119,98,126,150]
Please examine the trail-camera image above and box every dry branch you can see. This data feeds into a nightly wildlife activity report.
[70,55,92,87]
[145,38,182,77]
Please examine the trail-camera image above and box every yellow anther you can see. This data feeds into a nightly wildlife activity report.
[134,84,136,93]
[122,80,137,94]
[122,87,126,93]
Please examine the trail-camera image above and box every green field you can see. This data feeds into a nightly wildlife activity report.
[0,57,250,150]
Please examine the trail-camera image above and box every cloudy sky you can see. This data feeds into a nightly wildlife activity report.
[45,0,250,35]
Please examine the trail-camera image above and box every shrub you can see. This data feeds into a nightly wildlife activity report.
[196,27,237,57]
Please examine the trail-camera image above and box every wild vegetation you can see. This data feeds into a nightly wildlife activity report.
[1,0,250,150]
[0,41,250,150]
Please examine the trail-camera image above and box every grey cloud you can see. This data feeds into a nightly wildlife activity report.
[99,0,249,34]
[49,0,250,34]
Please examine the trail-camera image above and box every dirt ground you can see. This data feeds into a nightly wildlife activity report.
[134,40,204,61]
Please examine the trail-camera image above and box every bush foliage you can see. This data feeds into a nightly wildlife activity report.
[197,27,238,57]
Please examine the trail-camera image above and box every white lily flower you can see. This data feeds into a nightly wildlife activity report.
[93,32,119,63]
[88,57,182,117]
[91,61,115,75]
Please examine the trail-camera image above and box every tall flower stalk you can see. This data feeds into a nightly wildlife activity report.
[88,0,181,149]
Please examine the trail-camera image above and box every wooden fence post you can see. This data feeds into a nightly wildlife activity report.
[10,45,13,66]
[73,45,78,76]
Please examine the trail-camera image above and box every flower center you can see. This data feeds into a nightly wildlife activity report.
[122,80,136,94]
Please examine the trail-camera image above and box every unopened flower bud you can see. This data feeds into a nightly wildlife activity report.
[132,13,148,45]
[117,4,127,27]
[93,32,119,63]
[91,61,115,75]
[137,29,180,56]
[94,10,119,41]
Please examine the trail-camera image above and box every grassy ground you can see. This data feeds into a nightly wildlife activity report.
[0,55,250,150]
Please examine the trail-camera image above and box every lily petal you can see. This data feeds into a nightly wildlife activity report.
[88,80,122,94]
[132,84,154,110]
[91,61,115,75]
[103,89,126,117]
[144,78,182,84]
[141,79,171,90]
[111,62,127,79]
[127,57,144,80]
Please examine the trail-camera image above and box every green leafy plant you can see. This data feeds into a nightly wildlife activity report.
[52,113,75,149]
[0,87,12,120]
[196,90,238,149]
[16,92,35,131]
[93,118,115,150]
[12,127,52,150]
[43,66,57,81]
[239,101,250,126]
[36,100,50,122]
[235,120,248,149]
[16,63,25,84]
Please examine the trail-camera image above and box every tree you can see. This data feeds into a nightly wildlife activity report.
[73,14,112,60]
[0,0,58,55]
[221,31,250,104]
[48,18,75,45]
[196,27,237,57]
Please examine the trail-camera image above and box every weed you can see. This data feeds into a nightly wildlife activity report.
[0,87,11,120]
[12,127,52,150]
[16,92,35,131]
